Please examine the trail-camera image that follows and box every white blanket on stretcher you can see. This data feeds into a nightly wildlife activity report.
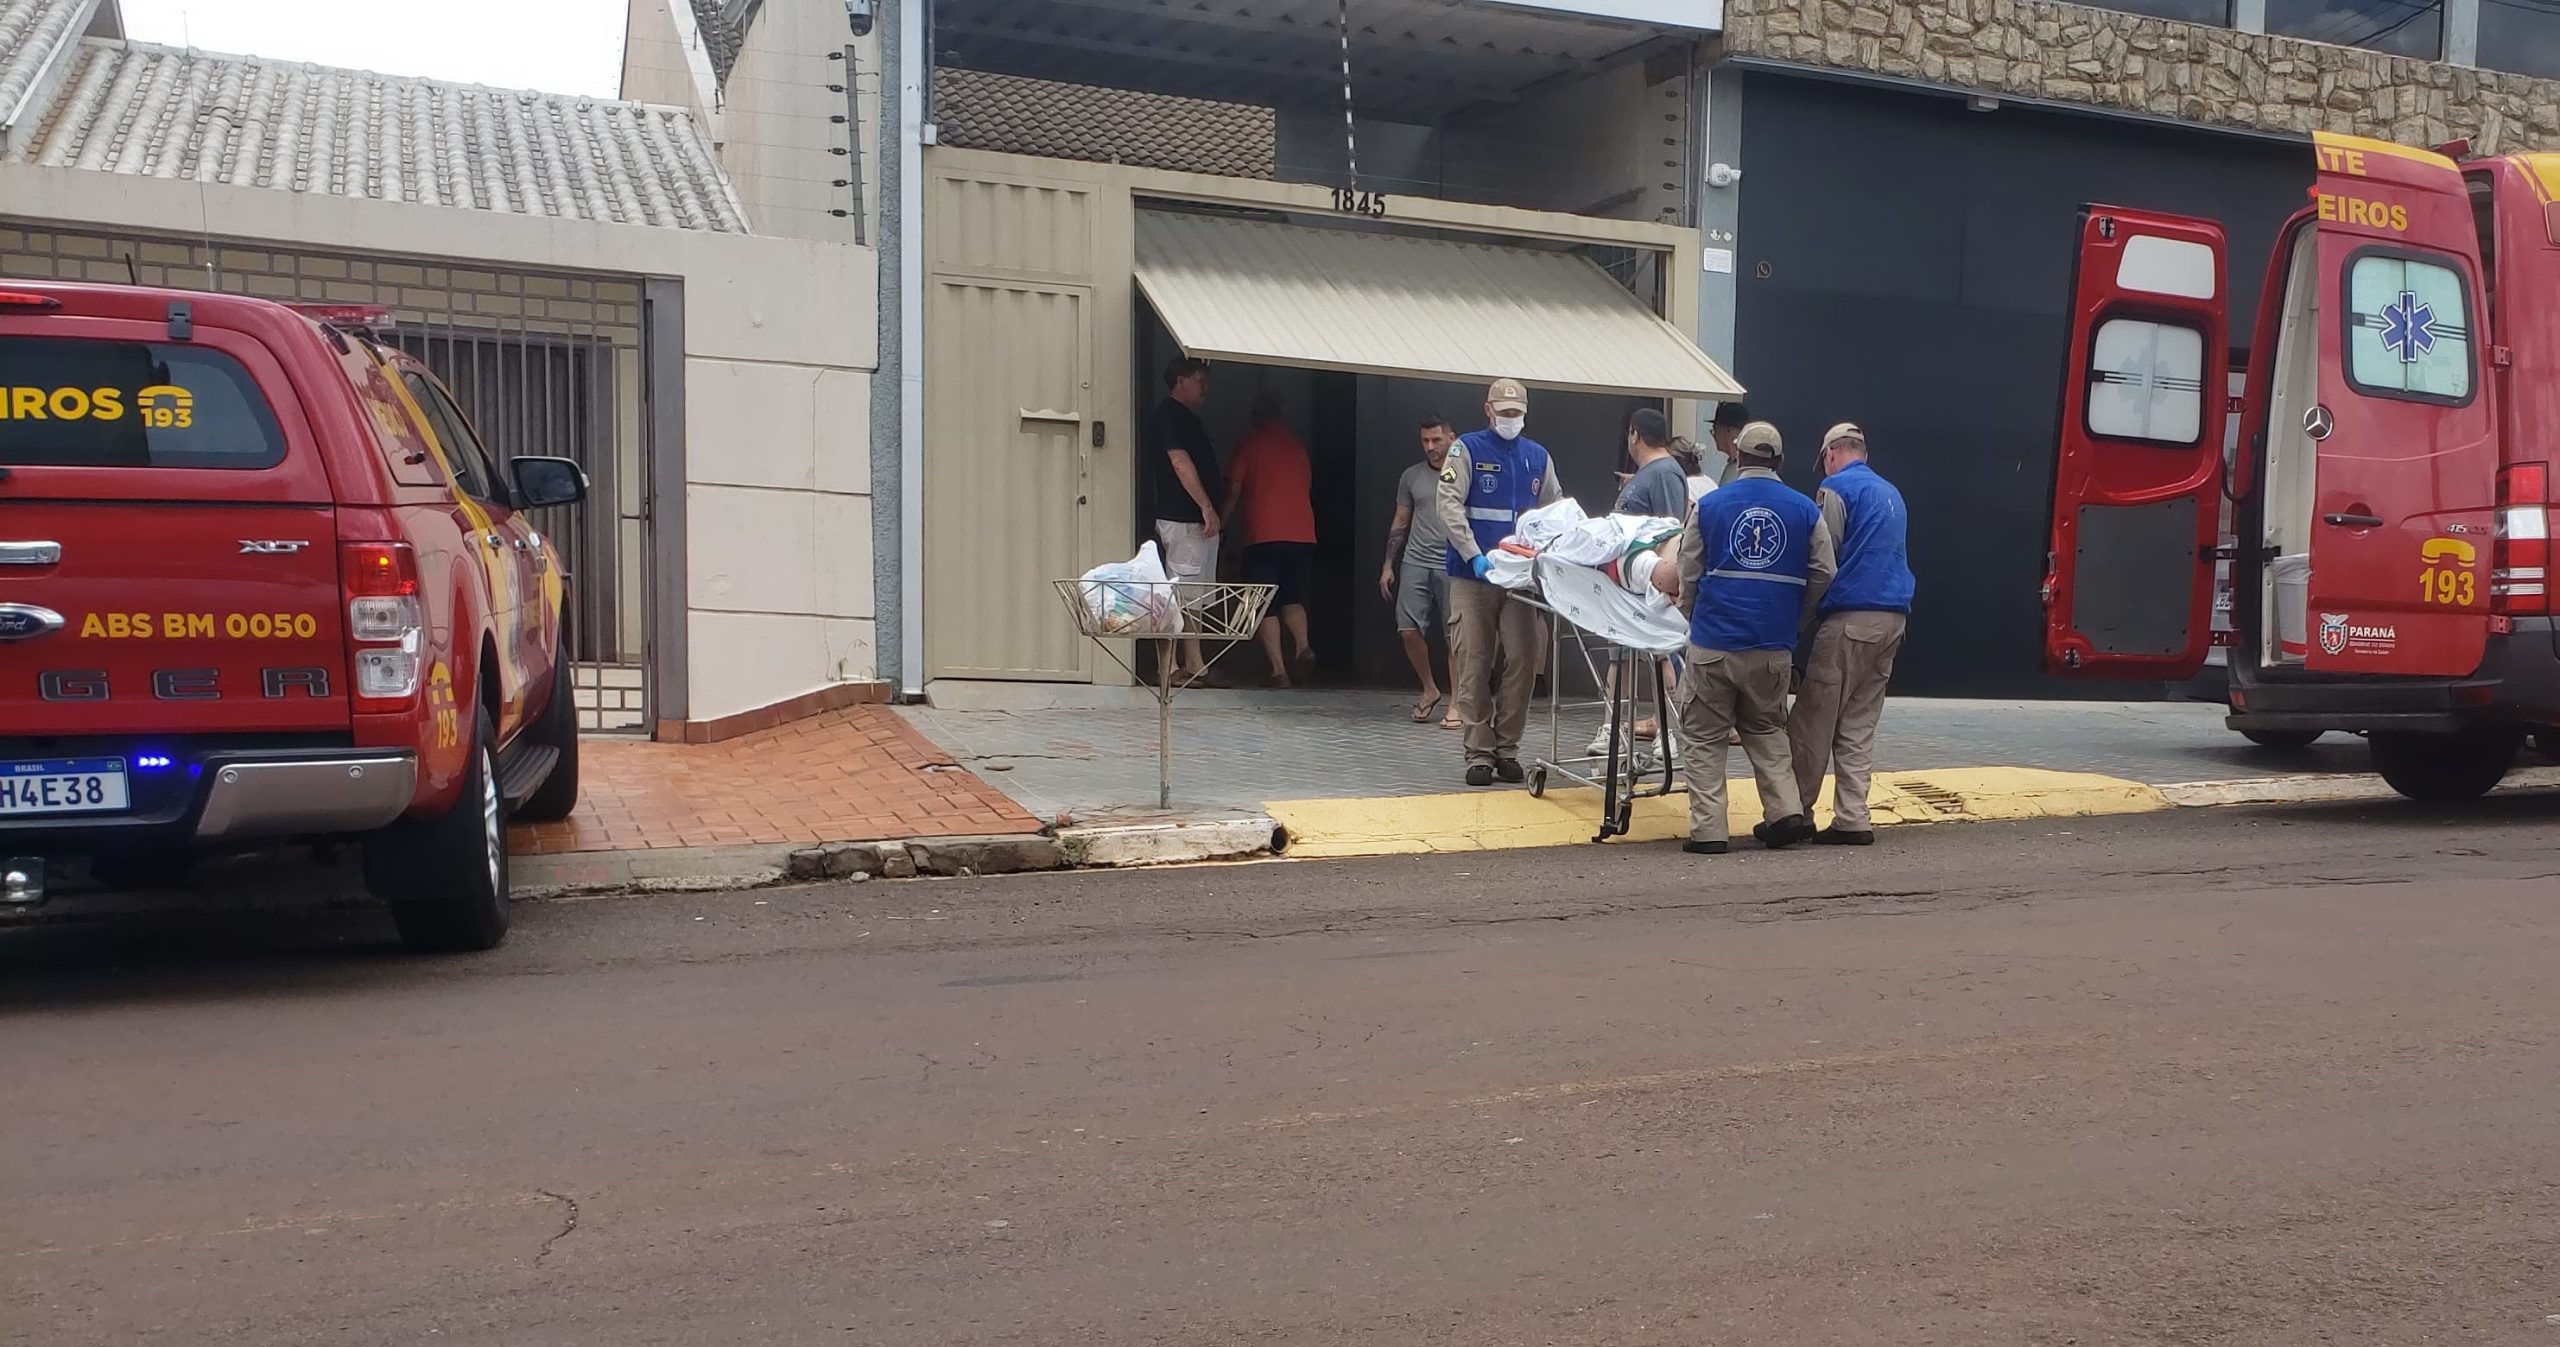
[1535,554,1689,654]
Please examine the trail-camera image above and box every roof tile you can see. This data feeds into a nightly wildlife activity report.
[0,0,86,124]
[18,38,748,233]
[936,66,1276,180]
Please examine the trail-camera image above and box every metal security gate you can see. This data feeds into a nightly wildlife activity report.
[0,225,656,731]
[390,322,645,730]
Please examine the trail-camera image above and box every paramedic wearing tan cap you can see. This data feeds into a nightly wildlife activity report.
[1675,421,1834,854]
[1788,422,1915,845]
[1437,378,1562,788]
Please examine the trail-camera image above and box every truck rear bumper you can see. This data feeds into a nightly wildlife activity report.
[2226,619,2560,735]
[195,754,417,840]
[0,745,419,850]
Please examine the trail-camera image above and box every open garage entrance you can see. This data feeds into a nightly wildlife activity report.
[921,150,1739,691]
[1126,207,1738,686]
[914,0,1727,693]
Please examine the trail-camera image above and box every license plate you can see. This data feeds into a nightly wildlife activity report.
[0,758,129,816]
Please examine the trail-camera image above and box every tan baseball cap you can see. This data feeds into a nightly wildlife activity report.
[1822,421,1866,450]
[1486,378,1529,414]
[1736,420,1784,460]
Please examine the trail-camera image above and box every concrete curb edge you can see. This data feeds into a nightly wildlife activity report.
[512,763,2560,898]
[512,817,1291,898]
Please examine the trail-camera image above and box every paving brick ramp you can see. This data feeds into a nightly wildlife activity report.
[513,707,1039,855]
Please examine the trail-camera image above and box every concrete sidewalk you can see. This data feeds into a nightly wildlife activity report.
[903,688,2372,821]
[905,687,2560,860]
[494,688,2551,895]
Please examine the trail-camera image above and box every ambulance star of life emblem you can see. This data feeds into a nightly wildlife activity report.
[1730,506,1788,571]
[2318,612,2351,657]
[2380,289,2436,365]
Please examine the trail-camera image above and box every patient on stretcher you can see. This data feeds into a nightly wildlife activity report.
[1496,499,1685,608]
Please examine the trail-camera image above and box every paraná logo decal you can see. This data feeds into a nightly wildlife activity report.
[2319,613,2398,657]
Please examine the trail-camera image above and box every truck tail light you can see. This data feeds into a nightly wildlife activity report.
[2493,462,2550,616]
[343,542,423,704]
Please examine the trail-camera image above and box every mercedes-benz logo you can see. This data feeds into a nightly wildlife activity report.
[2303,404,2335,441]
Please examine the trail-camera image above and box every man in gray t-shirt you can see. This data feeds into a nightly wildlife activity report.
[1588,408,1690,758]
[1380,417,1460,723]
[1616,452,1690,522]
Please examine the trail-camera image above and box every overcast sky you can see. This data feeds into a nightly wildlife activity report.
[118,0,628,96]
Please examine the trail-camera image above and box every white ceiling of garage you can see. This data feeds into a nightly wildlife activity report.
[934,0,1678,124]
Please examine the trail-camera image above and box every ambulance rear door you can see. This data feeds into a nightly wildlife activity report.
[2300,133,2500,676]
[2043,206,2229,680]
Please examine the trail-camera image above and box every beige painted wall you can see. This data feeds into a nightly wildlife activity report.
[622,0,884,243]
[618,0,715,124]
[720,2,883,243]
[0,161,882,726]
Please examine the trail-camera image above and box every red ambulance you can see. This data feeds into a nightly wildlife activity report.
[2045,132,2557,801]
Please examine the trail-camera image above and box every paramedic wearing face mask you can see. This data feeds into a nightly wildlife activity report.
[1787,422,1915,846]
[1437,377,1563,788]
[1676,421,1834,854]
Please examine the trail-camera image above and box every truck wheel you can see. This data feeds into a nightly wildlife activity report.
[2240,728,2323,750]
[2369,730,2520,804]
[512,651,582,824]
[368,711,510,953]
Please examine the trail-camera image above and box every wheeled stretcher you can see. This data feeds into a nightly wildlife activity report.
[1485,502,1692,842]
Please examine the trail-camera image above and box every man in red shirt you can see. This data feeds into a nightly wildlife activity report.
[1223,393,1320,687]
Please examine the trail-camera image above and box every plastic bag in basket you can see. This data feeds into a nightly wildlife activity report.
[1078,542,1185,635]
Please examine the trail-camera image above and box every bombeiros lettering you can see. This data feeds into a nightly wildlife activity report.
[0,383,189,425]
[2314,192,2411,233]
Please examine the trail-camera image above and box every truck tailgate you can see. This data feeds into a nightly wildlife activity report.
[0,500,347,734]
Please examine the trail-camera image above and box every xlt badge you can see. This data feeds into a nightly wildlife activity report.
[238,540,310,555]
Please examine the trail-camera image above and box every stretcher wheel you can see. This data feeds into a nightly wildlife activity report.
[1528,765,1548,798]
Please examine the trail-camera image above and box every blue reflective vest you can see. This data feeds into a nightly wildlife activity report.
[1817,461,1915,616]
[1442,429,1554,577]
[1689,473,1821,653]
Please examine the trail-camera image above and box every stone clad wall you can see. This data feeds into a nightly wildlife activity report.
[1724,0,2560,152]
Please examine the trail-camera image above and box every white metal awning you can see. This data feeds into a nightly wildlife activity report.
[1134,211,1744,401]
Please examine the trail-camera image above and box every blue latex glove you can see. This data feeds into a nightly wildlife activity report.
[1469,554,1494,580]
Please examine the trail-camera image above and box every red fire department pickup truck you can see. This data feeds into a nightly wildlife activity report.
[2046,131,2559,802]
[0,281,585,951]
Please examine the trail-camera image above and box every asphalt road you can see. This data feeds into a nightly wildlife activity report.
[9,799,2560,1346]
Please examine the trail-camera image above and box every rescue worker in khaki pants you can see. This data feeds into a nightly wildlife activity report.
[1789,422,1916,845]
[1675,422,1835,854]
[1437,378,1562,788]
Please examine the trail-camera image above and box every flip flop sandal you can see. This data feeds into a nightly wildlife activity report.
[1411,695,1443,723]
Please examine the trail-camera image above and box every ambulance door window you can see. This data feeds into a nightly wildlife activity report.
[2342,252,2474,404]
[2085,317,2207,445]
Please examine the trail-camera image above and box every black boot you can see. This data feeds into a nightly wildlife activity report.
[1752,815,1817,849]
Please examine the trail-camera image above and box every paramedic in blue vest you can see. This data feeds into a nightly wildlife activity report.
[1436,377,1563,788]
[1675,420,1835,854]
[1788,422,1916,846]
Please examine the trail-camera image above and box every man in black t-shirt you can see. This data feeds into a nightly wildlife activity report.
[1145,356,1222,681]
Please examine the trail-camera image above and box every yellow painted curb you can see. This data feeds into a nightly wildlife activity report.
[1268,767,2170,860]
